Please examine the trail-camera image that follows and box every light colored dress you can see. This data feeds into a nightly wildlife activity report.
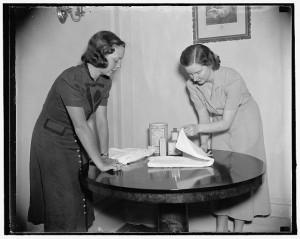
[186,66,271,221]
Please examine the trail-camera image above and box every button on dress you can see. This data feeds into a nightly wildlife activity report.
[186,66,271,221]
[28,64,112,232]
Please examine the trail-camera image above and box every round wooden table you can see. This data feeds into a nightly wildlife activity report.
[80,150,265,233]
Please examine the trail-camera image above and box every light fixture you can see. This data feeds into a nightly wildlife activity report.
[57,6,85,23]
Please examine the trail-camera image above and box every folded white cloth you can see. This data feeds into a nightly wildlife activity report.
[147,155,214,168]
[176,129,214,161]
[109,147,155,165]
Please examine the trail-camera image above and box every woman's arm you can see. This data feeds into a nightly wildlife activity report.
[87,113,100,147]
[66,106,117,171]
[198,108,238,133]
[184,108,238,136]
[196,73,243,134]
[95,105,109,155]
[197,107,211,151]
[185,70,243,137]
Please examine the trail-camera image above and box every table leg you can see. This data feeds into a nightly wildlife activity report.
[158,203,189,232]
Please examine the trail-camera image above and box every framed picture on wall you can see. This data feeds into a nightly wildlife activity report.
[193,6,251,43]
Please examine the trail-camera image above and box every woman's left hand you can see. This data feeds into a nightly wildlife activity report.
[183,124,199,137]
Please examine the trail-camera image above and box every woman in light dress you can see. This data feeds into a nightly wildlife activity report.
[180,44,271,232]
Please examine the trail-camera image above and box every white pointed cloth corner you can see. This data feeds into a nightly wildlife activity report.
[109,147,156,165]
[147,129,214,168]
[176,128,213,161]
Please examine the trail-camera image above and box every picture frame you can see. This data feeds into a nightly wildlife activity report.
[193,6,251,43]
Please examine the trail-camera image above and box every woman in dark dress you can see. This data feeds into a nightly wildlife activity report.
[28,31,125,232]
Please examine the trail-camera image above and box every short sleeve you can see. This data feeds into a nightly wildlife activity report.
[57,78,85,107]
[186,80,205,112]
[224,74,244,111]
[100,81,112,107]
[99,90,109,106]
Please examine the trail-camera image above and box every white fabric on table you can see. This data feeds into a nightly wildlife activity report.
[109,147,155,165]
[176,129,213,161]
[147,155,214,168]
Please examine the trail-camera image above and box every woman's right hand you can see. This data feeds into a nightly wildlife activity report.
[201,144,213,157]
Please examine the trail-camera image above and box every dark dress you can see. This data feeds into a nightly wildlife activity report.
[28,63,112,232]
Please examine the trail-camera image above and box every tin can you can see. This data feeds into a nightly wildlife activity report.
[149,122,168,155]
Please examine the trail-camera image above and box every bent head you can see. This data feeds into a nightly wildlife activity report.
[180,44,220,84]
[104,45,125,76]
[81,31,125,76]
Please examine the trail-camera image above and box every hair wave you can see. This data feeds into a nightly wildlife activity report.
[180,44,220,70]
[81,31,125,68]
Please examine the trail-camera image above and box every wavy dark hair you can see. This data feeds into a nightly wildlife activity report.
[81,31,125,68]
[180,44,220,70]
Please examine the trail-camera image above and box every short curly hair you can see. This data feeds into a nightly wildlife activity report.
[180,44,220,70]
[81,31,125,68]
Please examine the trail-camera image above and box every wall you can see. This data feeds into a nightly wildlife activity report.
[15,5,292,231]
[115,6,196,148]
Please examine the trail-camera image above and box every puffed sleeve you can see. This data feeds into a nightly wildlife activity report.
[57,77,86,107]
[186,80,205,112]
[224,71,245,111]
